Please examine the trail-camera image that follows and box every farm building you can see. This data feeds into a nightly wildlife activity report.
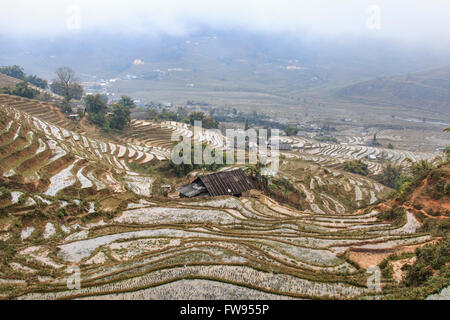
[177,169,254,198]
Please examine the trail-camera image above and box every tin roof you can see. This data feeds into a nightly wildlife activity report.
[177,168,254,198]
[196,169,253,197]
[176,182,207,198]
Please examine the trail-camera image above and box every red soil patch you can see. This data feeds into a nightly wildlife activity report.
[347,240,439,269]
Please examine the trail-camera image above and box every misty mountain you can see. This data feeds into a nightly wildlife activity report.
[1,30,449,88]
[338,65,450,113]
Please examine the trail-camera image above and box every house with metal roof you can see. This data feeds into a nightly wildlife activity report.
[176,168,254,198]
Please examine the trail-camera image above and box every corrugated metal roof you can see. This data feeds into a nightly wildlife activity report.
[197,169,253,197]
[176,182,207,198]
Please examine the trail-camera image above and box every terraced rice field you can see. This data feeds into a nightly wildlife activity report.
[122,119,225,158]
[3,192,431,300]
[0,103,166,199]
[281,136,437,175]
[0,102,441,300]
[0,95,80,133]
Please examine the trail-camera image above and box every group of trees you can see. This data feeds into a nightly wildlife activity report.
[147,107,218,129]
[0,81,39,99]
[168,142,225,177]
[343,159,370,176]
[0,65,48,89]
[84,93,132,131]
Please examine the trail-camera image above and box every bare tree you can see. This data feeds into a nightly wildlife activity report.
[50,67,83,104]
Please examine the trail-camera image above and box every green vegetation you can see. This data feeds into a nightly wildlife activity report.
[379,163,404,189]
[118,95,136,109]
[379,258,394,279]
[109,103,131,130]
[0,65,26,79]
[393,159,450,203]
[147,108,218,129]
[343,159,369,176]
[50,67,83,104]
[168,142,225,177]
[0,65,47,89]
[188,111,218,129]
[25,75,48,89]
[85,94,132,131]
[425,168,449,200]
[411,160,435,180]
[85,94,108,128]
[1,81,39,99]
[403,240,449,287]
[0,186,11,200]
[285,126,298,136]
[420,218,450,236]
[313,135,338,143]
[377,204,406,225]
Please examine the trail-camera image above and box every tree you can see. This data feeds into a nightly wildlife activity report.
[343,160,369,176]
[50,67,83,103]
[0,65,26,80]
[84,94,107,114]
[188,112,205,126]
[387,143,394,149]
[118,95,136,108]
[380,163,403,189]
[109,103,131,130]
[411,160,434,180]
[203,115,218,129]
[84,94,108,127]
[285,126,298,136]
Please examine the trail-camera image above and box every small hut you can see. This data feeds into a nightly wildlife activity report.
[177,169,254,198]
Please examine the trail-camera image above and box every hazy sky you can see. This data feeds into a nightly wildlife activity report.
[1,0,450,45]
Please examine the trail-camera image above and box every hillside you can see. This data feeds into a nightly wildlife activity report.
[0,99,446,300]
[338,66,450,114]
[0,73,20,89]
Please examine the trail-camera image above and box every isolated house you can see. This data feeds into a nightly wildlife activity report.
[177,169,254,198]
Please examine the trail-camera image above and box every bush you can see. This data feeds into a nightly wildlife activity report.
[380,163,403,189]
[169,142,225,177]
[379,258,393,279]
[25,74,48,89]
[285,126,298,136]
[0,187,10,200]
[411,160,434,180]
[403,240,449,287]
[343,160,369,176]
[420,218,450,236]
[1,81,39,99]
[396,180,414,202]
[0,65,26,79]
[425,169,449,200]
[88,112,108,128]
[378,204,406,224]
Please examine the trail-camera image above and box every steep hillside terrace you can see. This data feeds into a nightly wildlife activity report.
[0,94,78,132]
[0,103,167,201]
